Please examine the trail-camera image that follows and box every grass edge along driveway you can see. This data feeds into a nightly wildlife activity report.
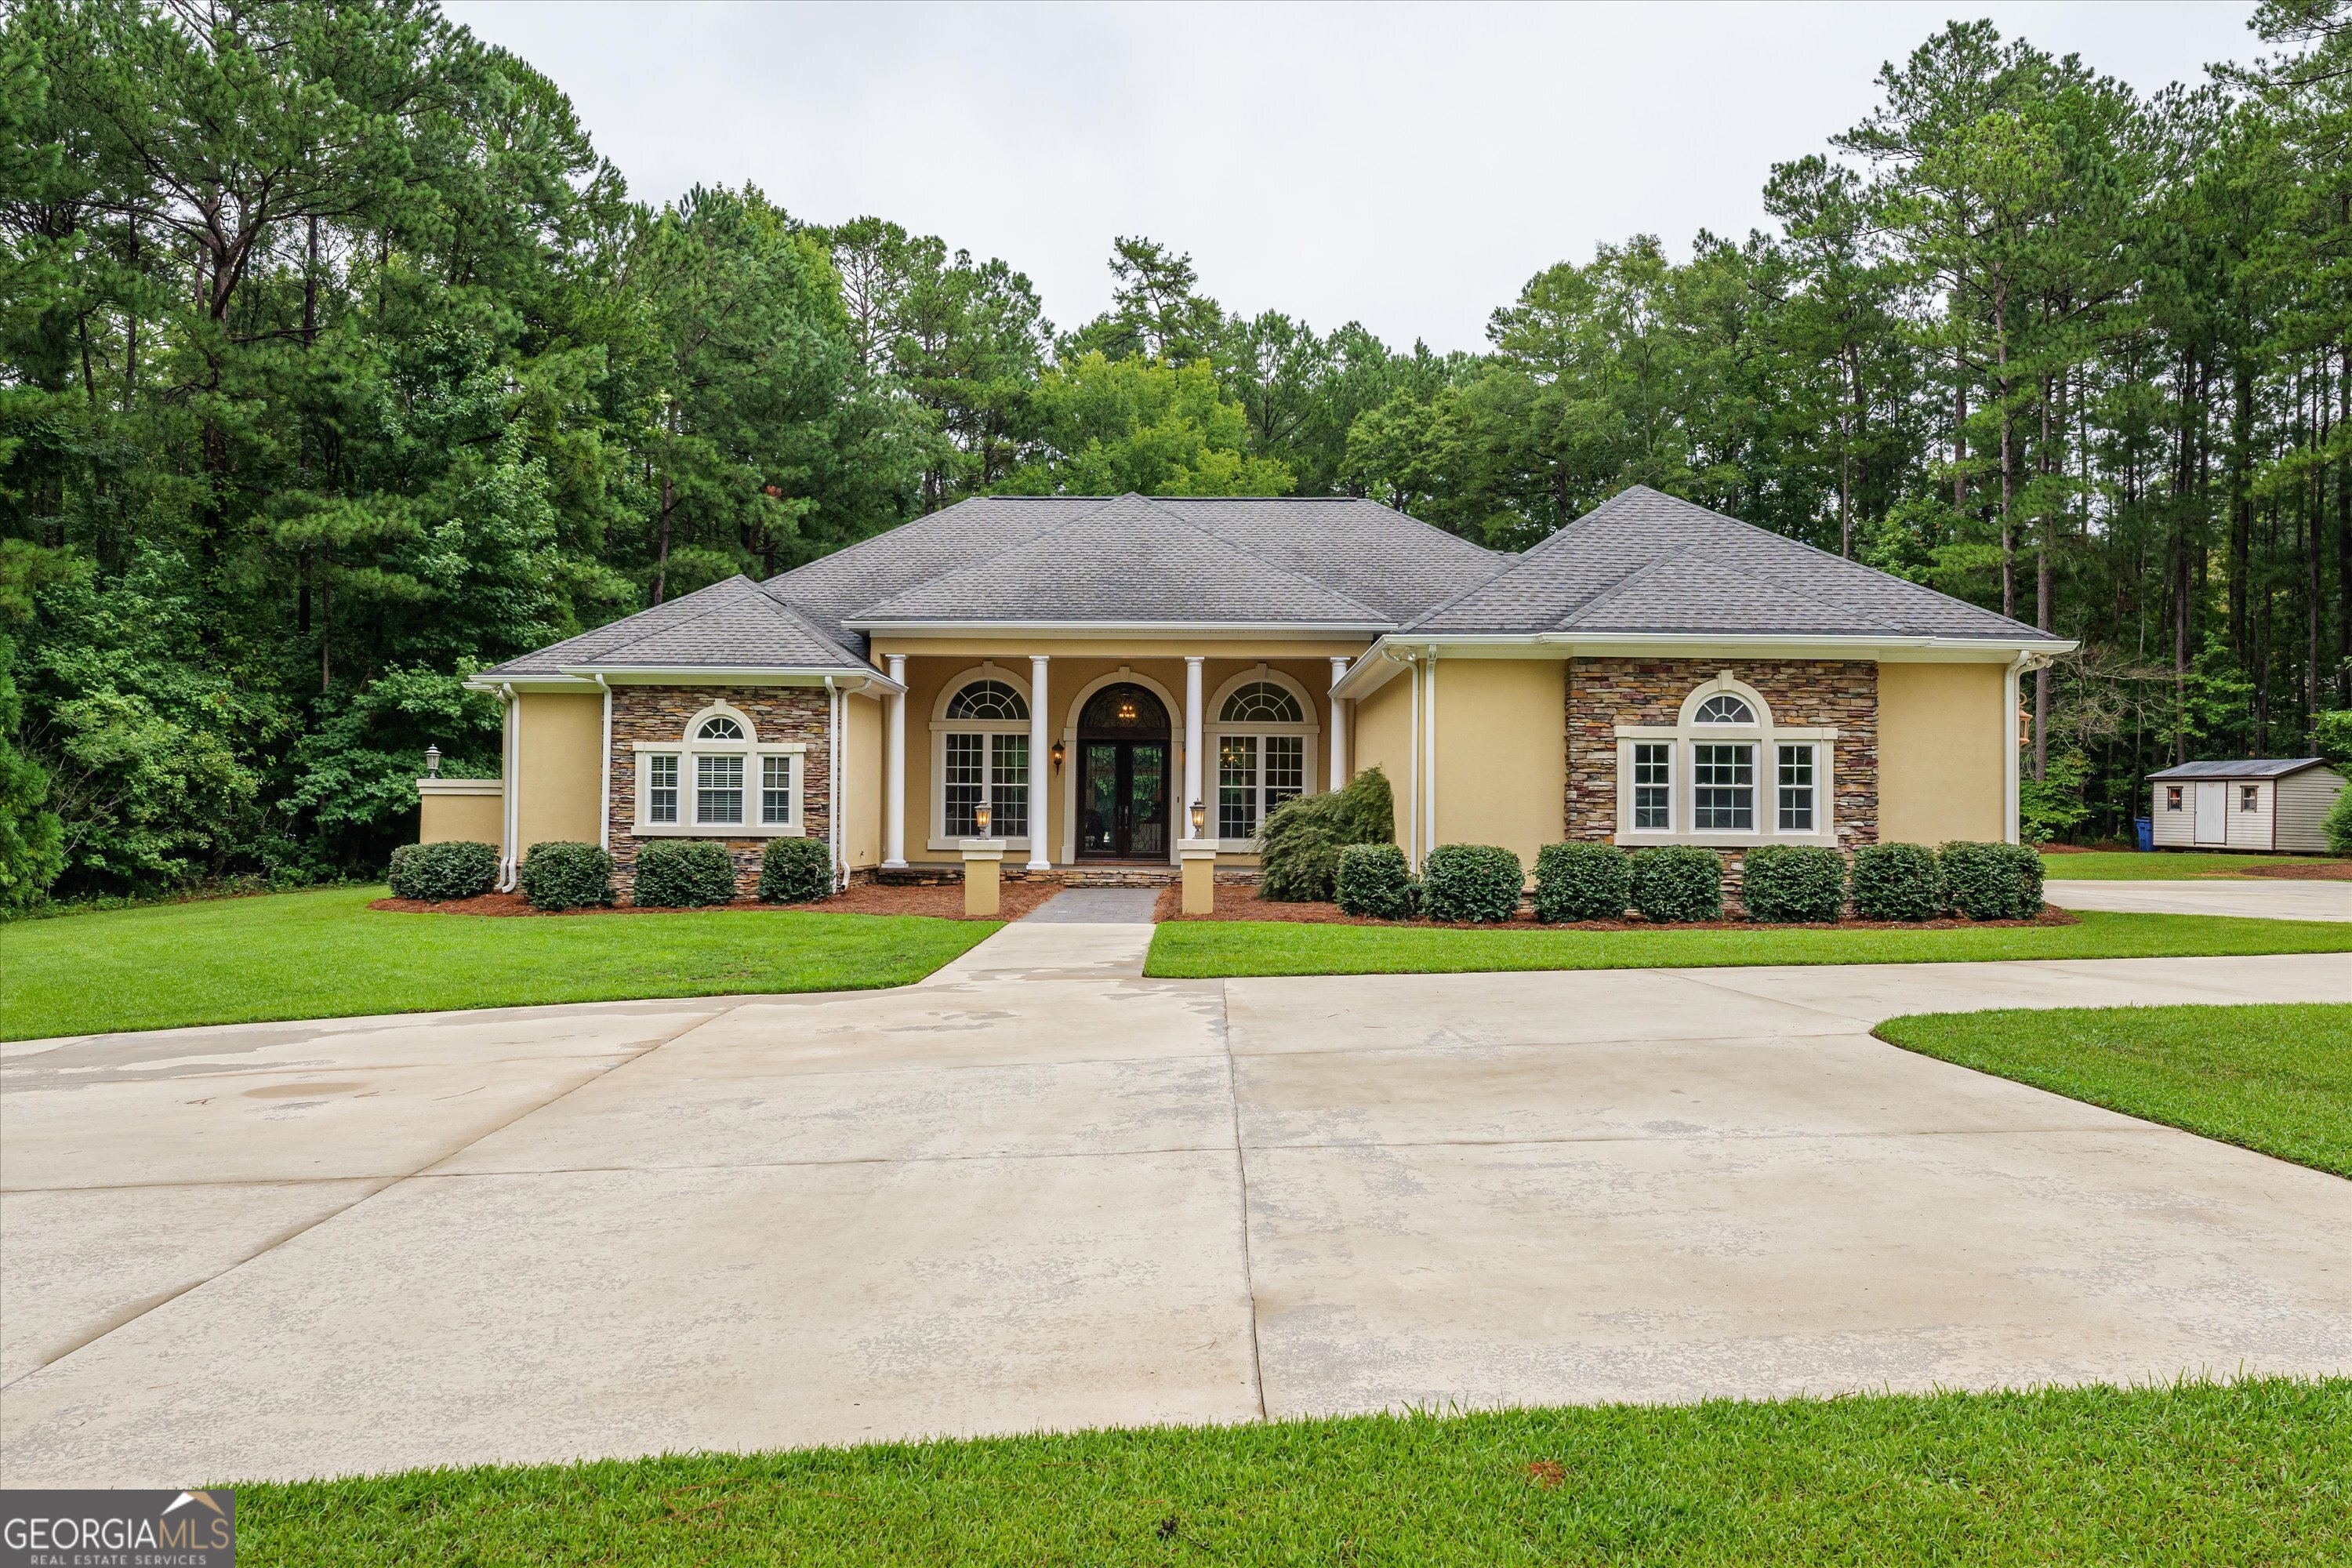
[1145,909,2352,979]
[0,886,996,1042]
[1875,1001,2352,1177]
[2039,849,2347,880]
[235,1377,2350,1566]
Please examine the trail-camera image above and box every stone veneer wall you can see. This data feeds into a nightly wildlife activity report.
[1565,658,1878,892]
[607,684,832,899]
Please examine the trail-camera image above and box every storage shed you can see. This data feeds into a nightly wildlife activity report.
[2149,758,2347,852]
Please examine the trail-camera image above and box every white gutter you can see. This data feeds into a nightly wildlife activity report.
[847,620,1388,638]
[542,666,903,695]
[590,673,612,852]
[1331,631,2079,699]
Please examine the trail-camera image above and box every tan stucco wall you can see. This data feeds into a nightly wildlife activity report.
[845,693,882,869]
[514,691,604,853]
[894,651,1345,864]
[419,789,503,846]
[1350,670,1414,854]
[1434,659,1566,870]
[1877,662,2009,845]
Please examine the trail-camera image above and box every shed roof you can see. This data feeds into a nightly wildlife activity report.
[2147,758,2336,781]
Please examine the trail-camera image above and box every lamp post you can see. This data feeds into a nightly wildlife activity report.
[1189,799,1206,839]
[975,800,992,840]
[423,745,441,779]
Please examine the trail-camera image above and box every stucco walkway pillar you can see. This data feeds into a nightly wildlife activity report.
[1329,656,1349,790]
[1027,655,1051,869]
[883,653,906,867]
[1182,656,1204,844]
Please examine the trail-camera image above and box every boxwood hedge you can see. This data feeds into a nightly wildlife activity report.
[1335,843,1415,920]
[633,840,740,908]
[1738,844,1846,924]
[1629,845,1722,922]
[1849,842,1941,921]
[385,840,498,902]
[1531,842,1631,922]
[517,841,612,912]
[758,837,835,904]
[1419,844,1523,923]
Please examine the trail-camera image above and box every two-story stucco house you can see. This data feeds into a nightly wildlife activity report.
[424,485,2072,895]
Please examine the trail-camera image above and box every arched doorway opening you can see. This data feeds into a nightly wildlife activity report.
[1076,683,1171,858]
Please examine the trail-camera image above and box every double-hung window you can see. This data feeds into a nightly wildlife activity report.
[696,754,744,824]
[648,755,680,824]
[761,755,793,826]
[1776,744,1816,832]
[1632,742,1673,829]
[1692,743,1755,830]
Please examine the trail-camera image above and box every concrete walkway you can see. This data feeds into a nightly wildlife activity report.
[2,940,2347,1489]
[2046,877,2352,922]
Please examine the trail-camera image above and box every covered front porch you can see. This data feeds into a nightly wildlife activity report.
[869,641,1367,873]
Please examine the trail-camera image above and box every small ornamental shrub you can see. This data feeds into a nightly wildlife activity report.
[518,841,612,912]
[1258,766,1399,902]
[1532,842,1631,923]
[1940,840,2044,920]
[2325,780,2352,855]
[633,840,739,908]
[758,836,834,903]
[1418,844,1524,922]
[1738,844,1846,924]
[386,840,498,902]
[1849,842,1942,921]
[1335,843,1415,920]
[1628,845,1723,923]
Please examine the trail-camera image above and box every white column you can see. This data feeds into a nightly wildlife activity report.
[1183,655,1205,842]
[883,653,907,867]
[1328,656,1349,791]
[1027,655,1051,869]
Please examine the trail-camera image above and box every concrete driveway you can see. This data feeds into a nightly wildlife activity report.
[2,925,2347,1488]
[2045,877,2352,921]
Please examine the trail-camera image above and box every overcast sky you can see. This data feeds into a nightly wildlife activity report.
[444,2,2263,354]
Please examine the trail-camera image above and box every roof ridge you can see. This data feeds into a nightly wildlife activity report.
[590,575,776,662]
[1559,550,1902,633]
[1112,494,1391,620]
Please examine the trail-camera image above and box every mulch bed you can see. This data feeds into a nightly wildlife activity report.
[369,879,1062,921]
[1152,882,2080,931]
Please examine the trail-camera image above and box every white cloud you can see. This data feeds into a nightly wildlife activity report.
[445,0,2262,353]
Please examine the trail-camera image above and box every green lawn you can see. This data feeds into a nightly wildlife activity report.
[2040,849,2343,879]
[1876,1002,2352,1176]
[236,1379,2350,1566]
[0,886,995,1041]
[1145,910,2352,979]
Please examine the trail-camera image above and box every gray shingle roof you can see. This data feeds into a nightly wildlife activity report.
[2147,758,2334,781]
[479,575,869,677]
[1410,486,2063,642]
[849,495,1393,626]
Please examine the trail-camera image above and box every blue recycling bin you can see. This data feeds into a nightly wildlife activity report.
[2134,816,2153,852]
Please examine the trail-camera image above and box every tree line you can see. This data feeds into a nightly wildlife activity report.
[2,0,2347,905]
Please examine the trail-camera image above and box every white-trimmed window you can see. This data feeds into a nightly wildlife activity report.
[1207,669,1319,844]
[934,668,1033,845]
[1612,674,1838,847]
[632,702,805,838]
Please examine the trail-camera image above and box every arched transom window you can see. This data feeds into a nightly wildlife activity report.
[1612,673,1838,846]
[1207,669,1317,842]
[631,702,806,840]
[935,670,1032,840]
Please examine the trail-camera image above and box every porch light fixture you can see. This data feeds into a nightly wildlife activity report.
[1051,740,1065,774]
[1189,799,1206,837]
[975,801,992,838]
[423,745,441,779]
[1116,697,1138,722]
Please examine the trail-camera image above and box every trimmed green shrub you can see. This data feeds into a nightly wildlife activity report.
[1628,845,1722,922]
[758,837,834,903]
[1335,843,1414,920]
[1419,844,1523,922]
[1532,842,1631,922]
[1940,840,2044,920]
[385,840,498,902]
[633,840,739,908]
[1739,844,1846,924]
[518,841,612,912]
[2325,779,2352,855]
[1258,766,1398,902]
[1849,842,1942,921]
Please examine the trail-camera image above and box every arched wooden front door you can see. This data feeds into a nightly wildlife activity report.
[1076,683,1171,858]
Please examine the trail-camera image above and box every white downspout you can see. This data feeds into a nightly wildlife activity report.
[883,653,907,867]
[1406,653,1421,867]
[825,677,844,891]
[592,674,612,853]
[1328,656,1350,792]
[498,682,520,889]
[1421,652,1439,860]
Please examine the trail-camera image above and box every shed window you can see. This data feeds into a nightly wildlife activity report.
[2165,786,2183,811]
[2240,785,2259,812]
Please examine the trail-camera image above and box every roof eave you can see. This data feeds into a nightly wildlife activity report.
[550,663,902,693]
[1331,631,2078,699]
[848,619,1392,639]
